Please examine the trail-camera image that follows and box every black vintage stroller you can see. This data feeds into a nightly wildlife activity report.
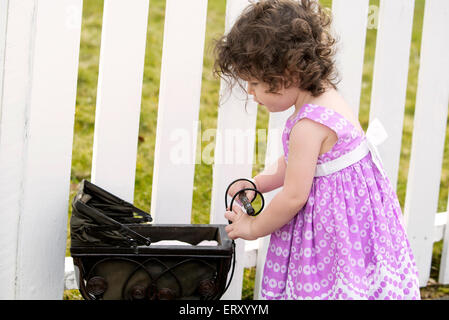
[70,180,234,300]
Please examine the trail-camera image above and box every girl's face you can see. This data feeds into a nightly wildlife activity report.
[246,79,301,112]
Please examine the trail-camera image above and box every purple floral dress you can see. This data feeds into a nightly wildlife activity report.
[260,104,421,300]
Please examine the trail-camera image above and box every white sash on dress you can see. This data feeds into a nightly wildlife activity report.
[314,118,389,179]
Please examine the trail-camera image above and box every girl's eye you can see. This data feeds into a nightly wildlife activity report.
[250,82,258,86]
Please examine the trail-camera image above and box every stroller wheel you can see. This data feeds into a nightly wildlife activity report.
[129,284,146,300]
[86,276,108,298]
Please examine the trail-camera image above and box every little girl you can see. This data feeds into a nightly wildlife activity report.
[214,0,420,300]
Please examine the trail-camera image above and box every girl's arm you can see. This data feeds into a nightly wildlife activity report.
[225,118,330,240]
[253,155,287,194]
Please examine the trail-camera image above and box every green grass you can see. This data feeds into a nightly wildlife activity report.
[66,0,449,300]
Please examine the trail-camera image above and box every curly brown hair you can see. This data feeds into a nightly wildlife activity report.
[213,0,339,97]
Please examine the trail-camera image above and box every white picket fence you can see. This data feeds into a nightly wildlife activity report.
[1,0,449,300]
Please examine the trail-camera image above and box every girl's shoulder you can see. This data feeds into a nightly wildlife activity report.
[284,103,366,160]
[287,101,363,139]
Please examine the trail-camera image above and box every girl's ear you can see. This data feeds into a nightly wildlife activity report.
[281,70,301,89]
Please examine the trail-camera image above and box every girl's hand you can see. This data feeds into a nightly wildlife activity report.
[227,179,256,206]
[224,205,257,241]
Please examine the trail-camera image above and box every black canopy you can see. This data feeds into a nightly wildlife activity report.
[70,180,152,247]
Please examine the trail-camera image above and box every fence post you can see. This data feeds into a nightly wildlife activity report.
[0,0,82,299]
[209,0,259,300]
[0,0,7,103]
[403,0,449,287]
[91,0,150,203]
[0,0,28,299]
[331,0,370,116]
[369,0,415,189]
[150,0,208,223]
[439,207,449,284]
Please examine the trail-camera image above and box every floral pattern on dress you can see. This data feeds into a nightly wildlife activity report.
[261,104,421,300]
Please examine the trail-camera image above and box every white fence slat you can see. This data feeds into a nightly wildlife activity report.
[440,208,449,283]
[209,0,258,300]
[403,0,449,287]
[91,0,150,203]
[434,212,447,243]
[64,257,79,290]
[9,0,82,299]
[0,0,7,105]
[0,0,36,299]
[331,0,370,116]
[253,109,292,300]
[369,0,415,189]
[150,0,208,224]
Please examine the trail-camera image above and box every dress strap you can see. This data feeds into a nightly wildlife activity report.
[287,104,345,140]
